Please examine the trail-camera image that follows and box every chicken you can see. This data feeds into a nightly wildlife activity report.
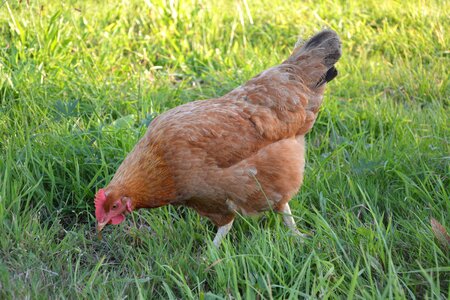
[95,30,341,247]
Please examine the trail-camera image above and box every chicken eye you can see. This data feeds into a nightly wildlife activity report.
[112,204,118,209]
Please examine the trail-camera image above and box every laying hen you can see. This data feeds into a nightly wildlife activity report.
[95,30,341,246]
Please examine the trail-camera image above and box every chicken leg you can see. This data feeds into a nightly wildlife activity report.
[279,203,306,238]
[213,219,234,247]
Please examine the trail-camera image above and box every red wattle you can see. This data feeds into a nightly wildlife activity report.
[109,214,125,225]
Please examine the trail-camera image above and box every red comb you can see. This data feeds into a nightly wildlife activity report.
[94,189,107,221]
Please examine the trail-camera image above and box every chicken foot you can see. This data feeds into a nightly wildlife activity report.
[279,203,307,238]
[213,219,234,247]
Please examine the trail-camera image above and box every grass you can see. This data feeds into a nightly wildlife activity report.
[0,0,449,298]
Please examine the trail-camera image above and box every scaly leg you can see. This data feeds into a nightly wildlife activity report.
[213,219,234,247]
[279,203,307,238]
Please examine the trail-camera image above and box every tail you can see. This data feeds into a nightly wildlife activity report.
[286,30,342,88]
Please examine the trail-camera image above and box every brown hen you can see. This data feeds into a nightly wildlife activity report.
[95,30,342,247]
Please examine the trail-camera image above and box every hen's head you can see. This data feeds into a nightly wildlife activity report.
[95,188,133,233]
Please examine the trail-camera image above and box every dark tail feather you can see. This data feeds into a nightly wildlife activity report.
[296,30,342,68]
[288,29,342,88]
[315,66,338,87]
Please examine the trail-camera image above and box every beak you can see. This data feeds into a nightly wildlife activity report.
[97,221,107,240]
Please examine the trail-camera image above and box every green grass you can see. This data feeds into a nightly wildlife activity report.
[0,0,449,298]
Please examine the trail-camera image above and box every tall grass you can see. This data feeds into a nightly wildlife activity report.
[0,0,449,298]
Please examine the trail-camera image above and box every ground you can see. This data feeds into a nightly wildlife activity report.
[0,0,449,298]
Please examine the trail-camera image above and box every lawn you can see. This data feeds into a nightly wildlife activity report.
[0,0,449,298]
